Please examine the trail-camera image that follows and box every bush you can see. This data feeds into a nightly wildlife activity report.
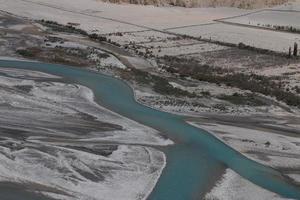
[16,49,35,57]
[122,68,196,97]
[88,34,107,42]
[219,93,267,106]
[160,56,300,108]
[39,20,88,35]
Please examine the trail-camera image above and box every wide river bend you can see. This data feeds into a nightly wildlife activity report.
[0,60,299,200]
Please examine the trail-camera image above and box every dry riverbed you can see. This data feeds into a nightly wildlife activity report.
[0,66,171,200]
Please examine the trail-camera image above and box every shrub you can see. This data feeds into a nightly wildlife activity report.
[16,49,35,57]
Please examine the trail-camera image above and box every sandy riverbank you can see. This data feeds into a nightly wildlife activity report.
[0,65,171,200]
[187,113,300,195]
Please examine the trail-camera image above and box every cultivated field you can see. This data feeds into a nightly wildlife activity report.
[220,10,300,30]
[168,23,300,53]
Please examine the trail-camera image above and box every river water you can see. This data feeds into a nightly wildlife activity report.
[0,60,299,200]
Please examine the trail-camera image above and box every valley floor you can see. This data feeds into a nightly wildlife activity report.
[0,1,300,199]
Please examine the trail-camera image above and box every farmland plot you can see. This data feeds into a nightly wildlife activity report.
[168,23,300,53]
[222,10,300,29]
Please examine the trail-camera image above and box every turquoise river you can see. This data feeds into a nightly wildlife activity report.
[0,60,299,200]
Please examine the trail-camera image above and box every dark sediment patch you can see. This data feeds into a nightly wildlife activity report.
[0,127,28,140]
[13,85,33,93]
[64,144,118,157]
[0,182,65,200]
[72,166,105,182]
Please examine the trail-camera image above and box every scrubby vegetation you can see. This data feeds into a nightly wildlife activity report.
[88,33,107,42]
[120,68,197,97]
[161,56,300,108]
[219,92,267,106]
[263,24,300,34]
[16,48,38,57]
[39,20,88,35]
[16,47,94,67]
[101,0,287,9]
[38,20,122,47]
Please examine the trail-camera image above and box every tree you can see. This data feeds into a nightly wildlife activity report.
[294,42,298,56]
[288,46,292,58]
